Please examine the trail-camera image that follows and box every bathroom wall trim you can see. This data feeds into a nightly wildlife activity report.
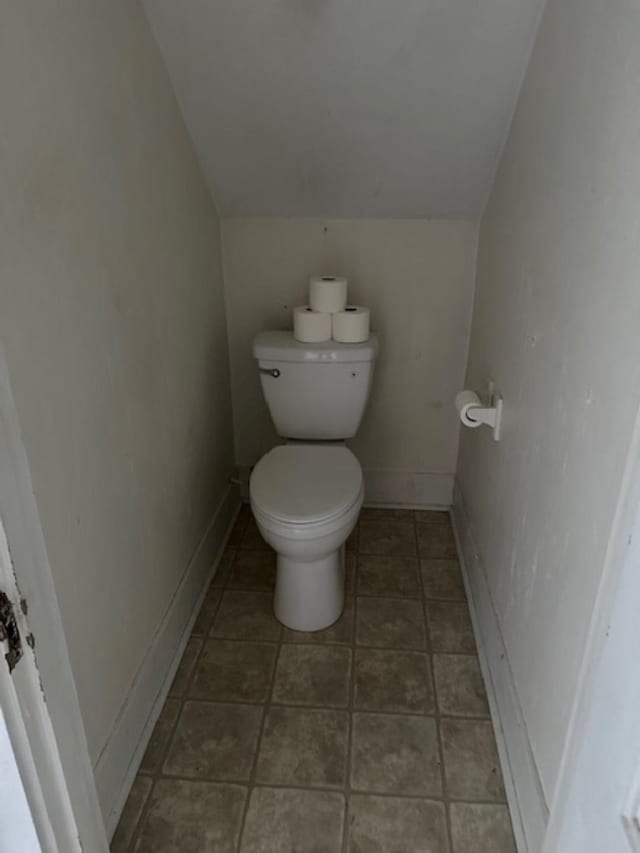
[93,485,241,838]
[451,480,549,853]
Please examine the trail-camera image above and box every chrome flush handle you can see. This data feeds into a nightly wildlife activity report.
[259,367,281,378]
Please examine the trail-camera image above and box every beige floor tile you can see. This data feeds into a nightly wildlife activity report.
[420,559,465,601]
[354,648,434,714]
[414,510,450,526]
[169,637,202,697]
[211,548,236,588]
[345,553,356,594]
[433,654,489,717]
[426,601,476,654]
[133,779,246,853]
[351,713,442,797]
[112,497,520,852]
[346,525,358,553]
[228,509,250,547]
[240,787,345,853]
[189,639,277,703]
[240,518,270,550]
[358,555,420,598]
[256,706,349,788]
[227,549,276,590]
[347,794,448,853]
[272,645,351,707]
[359,507,414,522]
[192,587,222,637]
[450,803,516,853]
[416,524,457,559]
[111,775,152,853]
[441,718,506,801]
[139,699,180,774]
[238,504,252,520]
[212,591,281,641]
[164,701,262,782]
[359,520,417,557]
[356,597,427,650]
[283,596,354,645]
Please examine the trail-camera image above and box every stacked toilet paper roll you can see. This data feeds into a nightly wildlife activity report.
[292,275,371,344]
[293,305,332,342]
[332,305,370,343]
[309,277,347,314]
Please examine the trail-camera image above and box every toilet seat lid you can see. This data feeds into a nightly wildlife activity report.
[250,445,362,525]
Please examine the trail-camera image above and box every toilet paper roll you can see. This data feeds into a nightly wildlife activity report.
[293,305,332,343]
[455,390,483,428]
[309,276,348,314]
[332,306,370,343]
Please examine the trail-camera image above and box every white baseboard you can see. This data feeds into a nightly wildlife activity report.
[94,485,241,838]
[451,480,548,853]
[363,469,453,508]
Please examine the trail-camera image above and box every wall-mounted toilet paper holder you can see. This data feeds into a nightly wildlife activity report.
[467,396,503,440]
[455,384,503,441]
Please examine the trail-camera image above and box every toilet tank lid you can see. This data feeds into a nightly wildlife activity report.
[253,331,378,363]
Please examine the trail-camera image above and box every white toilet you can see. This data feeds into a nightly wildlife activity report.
[250,330,378,631]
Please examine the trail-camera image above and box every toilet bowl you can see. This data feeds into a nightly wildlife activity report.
[250,443,364,631]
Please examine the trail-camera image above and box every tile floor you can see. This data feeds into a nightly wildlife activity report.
[112,506,516,853]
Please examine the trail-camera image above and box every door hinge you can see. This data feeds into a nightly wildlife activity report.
[0,591,23,673]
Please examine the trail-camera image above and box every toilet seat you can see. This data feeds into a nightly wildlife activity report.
[250,444,363,526]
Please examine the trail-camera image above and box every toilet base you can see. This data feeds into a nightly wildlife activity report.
[273,547,345,631]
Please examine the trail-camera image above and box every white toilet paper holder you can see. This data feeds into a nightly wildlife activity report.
[467,395,503,440]
[456,382,503,441]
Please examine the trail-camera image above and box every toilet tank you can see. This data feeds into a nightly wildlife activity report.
[253,331,378,440]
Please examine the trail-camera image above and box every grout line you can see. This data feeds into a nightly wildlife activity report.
[206,633,278,643]
[417,513,455,853]
[137,771,504,804]
[437,795,511,807]
[235,598,283,852]
[154,693,476,720]
[134,769,506,809]
[221,586,470,605]
[186,631,481,656]
[135,693,489,723]
[197,634,281,646]
[352,590,468,603]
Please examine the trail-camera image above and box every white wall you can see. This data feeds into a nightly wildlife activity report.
[545,412,640,852]
[456,0,640,834]
[223,218,478,505]
[0,0,234,773]
[142,0,545,217]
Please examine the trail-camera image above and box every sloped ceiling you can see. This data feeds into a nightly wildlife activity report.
[143,0,544,218]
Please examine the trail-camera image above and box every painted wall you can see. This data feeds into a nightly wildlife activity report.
[456,0,640,813]
[143,0,545,217]
[546,413,640,851]
[222,218,478,504]
[0,0,234,769]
